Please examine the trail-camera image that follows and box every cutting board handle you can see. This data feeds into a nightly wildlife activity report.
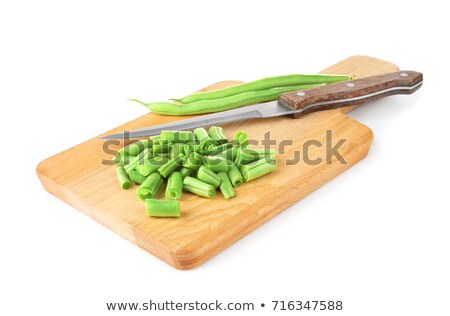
[278,70,423,118]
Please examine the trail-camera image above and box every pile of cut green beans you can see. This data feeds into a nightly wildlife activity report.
[131,73,352,115]
[113,126,276,217]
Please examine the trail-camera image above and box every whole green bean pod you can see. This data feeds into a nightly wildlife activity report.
[202,156,228,173]
[208,126,228,144]
[116,166,132,190]
[227,161,244,187]
[197,166,221,188]
[128,169,147,184]
[137,172,163,201]
[217,172,235,199]
[145,199,180,218]
[165,171,183,200]
[174,74,352,103]
[183,176,216,198]
[161,130,194,143]
[240,158,276,182]
[134,84,326,116]
[135,156,168,176]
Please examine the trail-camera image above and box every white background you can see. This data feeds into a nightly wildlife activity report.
[1,1,449,315]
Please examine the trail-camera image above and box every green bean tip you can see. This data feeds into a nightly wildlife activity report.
[128,98,148,106]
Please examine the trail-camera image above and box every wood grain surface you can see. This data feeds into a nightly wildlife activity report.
[37,56,398,269]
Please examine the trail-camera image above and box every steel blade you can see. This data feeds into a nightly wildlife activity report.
[99,101,294,140]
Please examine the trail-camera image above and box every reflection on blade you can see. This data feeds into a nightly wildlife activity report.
[99,101,293,140]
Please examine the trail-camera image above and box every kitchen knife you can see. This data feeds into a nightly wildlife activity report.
[99,70,423,140]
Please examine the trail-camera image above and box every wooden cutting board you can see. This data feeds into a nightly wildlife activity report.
[37,56,398,269]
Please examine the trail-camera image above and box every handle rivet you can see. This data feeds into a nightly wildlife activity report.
[296,91,306,96]
[346,82,355,88]
[400,72,409,77]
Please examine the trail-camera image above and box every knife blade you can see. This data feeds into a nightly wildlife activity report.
[99,70,423,140]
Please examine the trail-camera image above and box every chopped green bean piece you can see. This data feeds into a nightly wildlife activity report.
[183,142,193,155]
[113,152,131,166]
[127,139,152,156]
[169,143,186,159]
[234,130,249,148]
[234,147,256,168]
[183,152,202,171]
[137,172,163,201]
[161,130,194,143]
[218,147,238,161]
[194,128,213,143]
[123,153,142,171]
[203,156,228,173]
[117,142,134,156]
[198,140,215,155]
[112,127,277,218]
[183,176,216,198]
[158,156,182,178]
[217,172,235,199]
[178,167,192,179]
[248,148,276,160]
[118,139,150,157]
[128,169,147,184]
[205,143,232,155]
[240,158,276,182]
[208,126,228,144]
[153,142,171,156]
[113,153,122,165]
[183,142,201,155]
[197,166,221,188]
[135,156,168,176]
[227,161,244,187]
[124,148,152,173]
[116,166,131,190]
[145,199,180,218]
[165,171,183,200]
[150,135,161,144]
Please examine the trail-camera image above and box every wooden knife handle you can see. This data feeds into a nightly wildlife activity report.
[278,70,423,118]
